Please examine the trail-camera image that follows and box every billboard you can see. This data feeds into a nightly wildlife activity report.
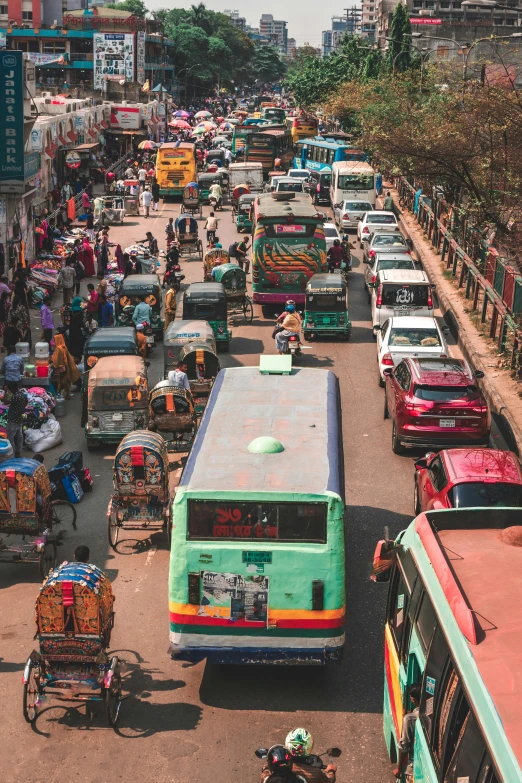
[110,105,141,130]
[137,31,145,85]
[0,51,25,194]
[93,33,134,91]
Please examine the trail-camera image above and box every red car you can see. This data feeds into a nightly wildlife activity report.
[414,447,522,513]
[383,357,490,454]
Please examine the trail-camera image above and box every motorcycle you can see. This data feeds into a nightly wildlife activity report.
[163,265,185,292]
[209,194,223,211]
[255,746,342,769]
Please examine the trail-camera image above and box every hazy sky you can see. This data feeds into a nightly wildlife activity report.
[145,1,351,46]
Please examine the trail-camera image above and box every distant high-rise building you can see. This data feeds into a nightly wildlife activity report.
[259,14,288,54]
[224,9,247,31]
[321,15,349,57]
[287,38,297,58]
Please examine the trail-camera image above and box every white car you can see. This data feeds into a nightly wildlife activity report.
[364,253,416,295]
[376,316,449,386]
[274,178,305,194]
[333,200,373,230]
[323,222,340,251]
[357,211,399,244]
[287,169,312,182]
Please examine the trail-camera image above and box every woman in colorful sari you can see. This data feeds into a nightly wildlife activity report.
[78,236,96,278]
[51,333,80,399]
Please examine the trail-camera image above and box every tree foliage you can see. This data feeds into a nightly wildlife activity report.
[386,3,413,71]
[249,46,287,85]
[106,0,148,17]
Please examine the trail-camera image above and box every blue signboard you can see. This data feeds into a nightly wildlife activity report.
[0,51,24,193]
[24,152,40,181]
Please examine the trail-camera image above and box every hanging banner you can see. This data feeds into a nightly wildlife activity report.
[74,115,84,130]
[137,31,145,85]
[93,33,134,90]
[30,127,43,151]
[0,51,25,194]
[25,53,65,66]
[24,152,40,181]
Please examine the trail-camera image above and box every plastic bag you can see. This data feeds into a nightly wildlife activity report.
[24,415,63,453]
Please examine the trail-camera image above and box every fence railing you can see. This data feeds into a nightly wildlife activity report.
[396,177,522,378]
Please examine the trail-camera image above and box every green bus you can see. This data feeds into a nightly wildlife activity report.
[245,128,293,174]
[373,508,522,782]
[168,365,346,665]
[252,193,327,305]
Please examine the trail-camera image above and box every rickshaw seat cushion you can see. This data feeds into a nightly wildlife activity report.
[166,394,175,412]
[40,636,104,659]
[130,446,144,466]
[62,581,74,607]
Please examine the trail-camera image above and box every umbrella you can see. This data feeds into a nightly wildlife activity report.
[138,140,158,150]
[220,123,233,130]
[197,121,217,130]
[195,110,212,119]
[174,110,190,118]
[217,116,224,122]
[169,120,191,129]
[191,127,207,135]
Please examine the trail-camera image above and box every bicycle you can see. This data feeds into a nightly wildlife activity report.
[50,499,77,530]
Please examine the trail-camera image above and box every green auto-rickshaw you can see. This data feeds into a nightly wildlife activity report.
[182,283,232,352]
[235,193,255,233]
[115,274,163,339]
[303,273,351,341]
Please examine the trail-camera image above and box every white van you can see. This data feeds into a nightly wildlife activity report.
[371,269,435,330]
[330,161,376,209]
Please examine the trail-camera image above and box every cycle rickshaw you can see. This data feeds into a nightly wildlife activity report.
[175,214,203,260]
[212,263,253,323]
[231,184,251,218]
[182,182,202,218]
[203,248,230,282]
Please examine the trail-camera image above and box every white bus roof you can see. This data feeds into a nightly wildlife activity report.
[331,161,374,174]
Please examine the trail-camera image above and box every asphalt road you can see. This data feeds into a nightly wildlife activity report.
[0,192,485,783]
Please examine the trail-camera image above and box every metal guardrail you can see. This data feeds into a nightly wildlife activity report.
[396,177,522,377]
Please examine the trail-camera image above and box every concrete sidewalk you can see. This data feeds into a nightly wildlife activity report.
[384,185,522,456]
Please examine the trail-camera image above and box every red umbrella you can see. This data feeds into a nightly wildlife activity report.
[170,119,191,129]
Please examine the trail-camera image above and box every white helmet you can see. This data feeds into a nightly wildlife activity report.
[285,728,314,757]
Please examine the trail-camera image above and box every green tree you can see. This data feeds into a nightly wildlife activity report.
[386,4,413,71]
[106,0,147,16]
[249,46,287,85]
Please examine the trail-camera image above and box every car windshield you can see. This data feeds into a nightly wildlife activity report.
[377,259,414,271]
[278,182,303,192]
[389,328,441,347]
[381,284,429,307]
[373,235,405,247]
[367,214,397,224]
[413,385,481,401]
[324,227,338,237]
[448,482,522,508]
[345,201,372,211]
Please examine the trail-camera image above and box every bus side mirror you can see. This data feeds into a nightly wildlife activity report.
[371,538,396,583]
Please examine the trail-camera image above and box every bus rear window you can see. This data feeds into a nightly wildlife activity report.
[338,174,374,191]
[188,501,327,542]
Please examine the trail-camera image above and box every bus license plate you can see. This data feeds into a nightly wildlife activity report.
[440,419,456,427]
[112,413,123,421]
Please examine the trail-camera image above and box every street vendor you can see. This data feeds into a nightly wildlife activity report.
[164,281,177,331]
[135,324,147,359]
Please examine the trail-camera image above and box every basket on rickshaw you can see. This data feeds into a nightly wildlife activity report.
[212,263,253,323]
[182,182,202,218]
[203,248,230,282]
[231,184,251,217]
[23,561,122,726]
[175,214,203,260]
[148,381,198,449]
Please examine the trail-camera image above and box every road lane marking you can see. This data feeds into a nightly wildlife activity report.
[134,545,157,593]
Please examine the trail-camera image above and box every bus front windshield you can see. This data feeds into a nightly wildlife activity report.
[338,174,374,191]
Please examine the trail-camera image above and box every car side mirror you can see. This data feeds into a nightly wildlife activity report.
[383,367,393,377]
[363,258,370,264]
[414,458,428,470]
[255,749,268,759]
[474,370,485,379]
[373,324,381,333]
[334,203,341,209]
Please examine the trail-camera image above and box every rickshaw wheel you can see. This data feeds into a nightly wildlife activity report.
[105,660,122,726]
[39,542,57,580]
[243,296,254,323]
[23,660,41,723]
[197,240,203,260]
[165,514,172,546]
[51,499,77,530]
[108,511,119,550]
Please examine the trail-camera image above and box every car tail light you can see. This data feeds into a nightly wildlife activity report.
[343,213,349,220]
[369,249,376,258]
[363,226,369,234]
[371,274,376,284]
[316,185,321,193]
[440,353,447,358]
[376,284,383,307]
[427,289,433,308]
[381,353,394,366]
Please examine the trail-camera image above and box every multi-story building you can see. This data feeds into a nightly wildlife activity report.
[224,9,247,31]
[322,15,349,57]
[360,0,377,40]
[287,37,297,57]
[0,4,175,96]
[259,14,288,54]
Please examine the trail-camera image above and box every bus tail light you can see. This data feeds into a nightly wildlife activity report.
[188,572,200,605]
[312,580,324,611]
[376,285,383,308]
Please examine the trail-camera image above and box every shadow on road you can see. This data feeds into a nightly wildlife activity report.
[199,506,412,715]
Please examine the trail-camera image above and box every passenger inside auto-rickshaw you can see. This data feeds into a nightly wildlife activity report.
[236,193,255,233]
[182,182,201,217]
[23,559,122,726]
[182,282,232,352]
[206,149,226,170]
[107,430,172,548]
[0,458,56,577]
[175,214,203,259]
[179,341,220,414]
[203,248,230,281]
[86,355,148,450]
[211,263,254,323]
[163,320,216,377]
[148,380,197,447]
[115,274,163,338]
[303,272,352,341]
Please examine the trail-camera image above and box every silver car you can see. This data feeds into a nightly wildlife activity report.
[363,231,409,263]
[333,200,373,230]
[364,253,416,296]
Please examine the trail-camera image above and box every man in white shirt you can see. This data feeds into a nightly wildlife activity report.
[140,187,153,217]
[138,167,147,191]
[167,361,191,391]
[204,211,219,242]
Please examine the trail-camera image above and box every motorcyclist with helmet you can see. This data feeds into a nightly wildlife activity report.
[260,745,306,783]
[327,240,344,273]
[284,729,337,783]
[274,303,302,354]
[340,235,354,272]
